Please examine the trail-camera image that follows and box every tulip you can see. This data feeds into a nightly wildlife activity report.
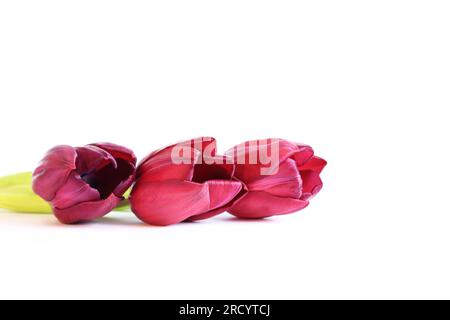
[130,137,243,226]
[225,139,327,219]
[32,143,137,224]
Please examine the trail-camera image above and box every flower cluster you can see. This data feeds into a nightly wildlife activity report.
[32,137,326,226]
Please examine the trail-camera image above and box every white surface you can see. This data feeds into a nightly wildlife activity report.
[1,1,450,299]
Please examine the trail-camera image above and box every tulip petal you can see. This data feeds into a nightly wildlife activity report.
[226,139,313,183]
[139,137,216,167]
[76,145,136,198]
[228,191,309,219]
[192,155,235,183]
[130,180,211,226]
[53,193,122,224]
[91,142,137,163]
[75,145,117,174]
[51,172,100,209]
[177,136,217,158]
[292,144,315,167]
[188,180,243,221]
[91,143,137,196]
[246,158,302,199]
[300,170,323,201]
[137,146,200,183]
[32,145,77,201]
[111,159,137,196]
[137,137,219,184]
[130,179,242,226]
[299,156,327,173]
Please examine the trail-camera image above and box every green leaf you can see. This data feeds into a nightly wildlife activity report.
[0,172,34,188]
[0,192,52,213]
[0,172,52,213]
[114,199,131,212]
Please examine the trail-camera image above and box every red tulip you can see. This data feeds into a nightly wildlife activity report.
[225,139,327,219]
[32,143,136,224]
[130,137,243,226]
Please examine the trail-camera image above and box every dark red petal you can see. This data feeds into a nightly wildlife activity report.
[226,139,311,184]
[179,137,217,158]
[300,170,324,201]
[91,142,137,164]
[246,158,302,198]
[228,191,309,219]
[292,144,315,167]
[192,155,235,183]
[187,207,227,222]
[205,180,242,211]
[130,180,211,226]
[137,147,200,183]
[75,145,117,174]
[52,193,122,224]
[299,156,327,173]
[32,145,77,201]
[130,179,242,226]
[51,172,100,209]
[76,145,136,198]
[188,180,243,221]
[91,142,137,196]
[138,137,216,169]
[112,163,136,196]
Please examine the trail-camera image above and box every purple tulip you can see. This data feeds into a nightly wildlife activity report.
[130,137,243,226]
[226,139,327,219]
[32,143,136,224]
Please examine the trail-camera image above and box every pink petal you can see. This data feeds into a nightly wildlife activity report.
[138,137,216,168]
[137,137,219,184]
[299,156,327,173]
[111,165,136,196]
[53,194,122,224]
[91,142,137,163]
[192,155,235,183]
[187,207,227,222]
[130,179,242,226]
[228,191,309,219]
[300,170,323,201]
[246,158,302,199]
[292,144,315,167]
[51,172,100,209]
[137,146,200,183]
[177,137,217,158]
[75,145,117,173]
[32,145,77,201]
[130,180,211,226]
[189,180,243,221]
[225,139,312,184]
[92,142,137,196]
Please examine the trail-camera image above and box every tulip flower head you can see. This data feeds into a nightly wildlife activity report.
[32,143,137,224]
[130,137,243,226]
[225,139,327,219]
[27,138,326,226]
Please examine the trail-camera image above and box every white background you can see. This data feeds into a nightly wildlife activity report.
[0,1,449,299]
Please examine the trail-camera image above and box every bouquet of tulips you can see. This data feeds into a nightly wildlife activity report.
[0,137,326,226]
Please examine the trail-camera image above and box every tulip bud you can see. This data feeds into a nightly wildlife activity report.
[225,139,327,218]
[32,143,136,224]
[130,137,243,226]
